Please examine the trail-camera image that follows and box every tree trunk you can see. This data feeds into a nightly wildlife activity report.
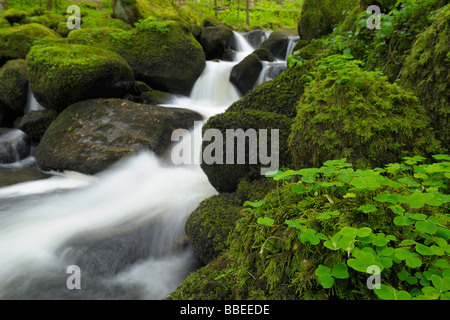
[246,0,249,25]
[0,0,8,10]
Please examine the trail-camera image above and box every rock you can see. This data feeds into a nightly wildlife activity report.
[297,0,357,41]
[252,48,274,62]
[0,128,30,163]
[0,23,61,65]
[3,8,27,25]
[27,44,135,112]
[0,59,28,114]
[36,98,203,174]
[200,109,293,193]
[185,193,242,265]
[112,0,179,25]
[259,30,289,60]
[199,25,236,60]
[139,89,174,105]
[229,53,262,96]
[400,5,449,151]
[289,55,441,170]
[15,109,58,144]
[68,21,206,96]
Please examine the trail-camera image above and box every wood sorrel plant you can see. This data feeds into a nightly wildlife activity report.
[247,155,449,300]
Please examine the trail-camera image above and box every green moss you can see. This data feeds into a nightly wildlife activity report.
[289,55,442,170]
[201,109,293,193]
[400,4,449,151]
[185,193,243,265]
[297,0,358,41]
[0,23,61,65]
[0,58,28,113]
[3,8,27,24]
[68,20,205,95]
[112,0,180,25]
[27,44,135,112]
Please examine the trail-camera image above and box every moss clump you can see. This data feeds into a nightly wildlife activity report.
[0,23,61,65]
[289,55,442,170]
[201,109,293,193]
[68,20,205,95]
[3,8,27,25]
[297,0,358,41]
[185,193,242,265]
[0,59,28,114]
[112,0,180,25]
[400,4,449,151]
[27,44,135,112]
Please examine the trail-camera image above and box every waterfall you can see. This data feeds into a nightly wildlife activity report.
[25,86,45,114]
[0,31,257,300]
[0,129,31,165]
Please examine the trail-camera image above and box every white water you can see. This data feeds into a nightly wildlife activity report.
[0,31,293,300]
[25,86,45,114]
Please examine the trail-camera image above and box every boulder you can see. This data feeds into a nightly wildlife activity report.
[200,109,293,193]
[229,53,262,96]
[0,59,28,114]
[244,29,270,49]
[139,89,174,105]
[3,8,27,25]
[27,44,135,112]
[199,25,236,60]
[111,0,179,25]
[400,5,449,151]
[36,98,203,174]
[185,193,242,265]
[252,48,274,62]
[68,21,206,96]
[289,55,441,170]
[259,30,289,60]
[15,109,58,144]
[0,23,61,65]
[297,0,358,41]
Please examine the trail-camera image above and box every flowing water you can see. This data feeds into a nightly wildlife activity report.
[0,31,295,299]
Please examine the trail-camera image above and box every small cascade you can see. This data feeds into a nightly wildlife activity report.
[0,129,31,165]
[254,60,289,88]
[25,86,45,114]
[285,36,300,60]
[232,31,254,61]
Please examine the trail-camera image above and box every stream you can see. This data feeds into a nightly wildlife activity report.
[0,31,298,299]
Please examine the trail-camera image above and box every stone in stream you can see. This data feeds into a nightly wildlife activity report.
[36,98,203,174]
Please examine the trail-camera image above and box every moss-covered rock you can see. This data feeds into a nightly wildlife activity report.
[185,193,242,265]
[289,55,442,170]
[229,53,262,96]
[21,13,66,30]
[0,23,61,65]
[0,18,11,30]
[111,0,179,25]
[67,20,206,96]
[0,59,28,114]
[3,8,27,25]
[199,25,236,60]
[14,109,58,144]
[36,98,203,174]
[252,47,274,62]
[27,44,135,112]
[259,30,290,60]
[200,109,293,193]
[297,0,358,41]
[139,89,174,105]
[400,4,449,151]
[227,62,312,118]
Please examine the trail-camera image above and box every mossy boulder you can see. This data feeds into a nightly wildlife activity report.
[199,25,236,60]
[3,8,27,25]
[185,193,242,265]
[0,23,61,65]
[253,47,274,62]
[259,30,290,60]
[14,109,58,144]
[200,109,293,193]
[112,0,179,25]
[139,89,174,105]
[227,62,312,118]
[229,53,262,96]
[297,0,358,41]
[289,55,442,170]
[36,98,203,174]
[400,4,449,151]
[68,21,206,96]
[0,18,11,30]
[27,44,135,112]
[0,59,28,114]
[21,13,66,30]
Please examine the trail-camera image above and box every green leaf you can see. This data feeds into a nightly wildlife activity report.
[244,200,265,208]
[257,217,274,227]
[358,204,378,213]
[357,227,373,238]
[317,210,340,220]
[394,216,414,226]
[350,176,381,191]
[415,243,435,256]
[285,219,306,229]
[415,220,438,234]
[374,284,396,300]
[332,263,349,279]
